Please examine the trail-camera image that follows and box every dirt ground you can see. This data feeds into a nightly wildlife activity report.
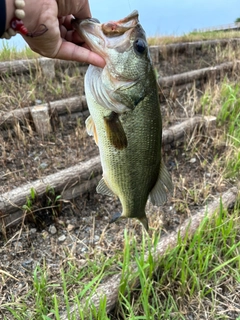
[0,43,239,318]
[0,43,234,193]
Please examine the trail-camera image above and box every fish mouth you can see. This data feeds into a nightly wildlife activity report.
[101,10,139,36]
[71,10,139,59]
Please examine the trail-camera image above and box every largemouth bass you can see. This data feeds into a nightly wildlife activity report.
[72,11,173,231]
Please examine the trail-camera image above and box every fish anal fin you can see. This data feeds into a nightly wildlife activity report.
[104,111,127,150]
[149,161,173,206]
[96,178,115,197]
[85,115,98,145]
[110,212,122,223]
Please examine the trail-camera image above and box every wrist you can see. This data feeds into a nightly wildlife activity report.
[2,0,52,39]
[5,0,43,31]
[3,0,26,38]
[5,0,15,29]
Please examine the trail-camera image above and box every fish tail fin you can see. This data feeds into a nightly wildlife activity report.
[110,211,149,232]
[138,215,149,232]
[149,160,173,206]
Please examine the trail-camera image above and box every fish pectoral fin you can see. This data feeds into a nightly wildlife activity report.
[85,115,98,145]
[104,111,127,150]
[85,115,94,136]
[96,178,115,197]
[149,161,173,206]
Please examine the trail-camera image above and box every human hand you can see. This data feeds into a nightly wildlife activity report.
[21,0,105,67]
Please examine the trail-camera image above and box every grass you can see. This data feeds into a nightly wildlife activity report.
[1,203,239,319]
[200,80,240,180]
[121,207,239,319]
[217,84,240,178]
[2,250,120,319]
[0,40,39,61]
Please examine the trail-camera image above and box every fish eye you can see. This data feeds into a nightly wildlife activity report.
[134,39,146,54]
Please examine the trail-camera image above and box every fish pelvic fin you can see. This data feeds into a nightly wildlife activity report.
[104,111,127,150]
[96,178,115,197]
[85,115,98,145]
[149,161,173,206]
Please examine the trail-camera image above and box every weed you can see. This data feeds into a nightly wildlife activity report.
[21,186,62,228]
[22,187,38,213]
[205,81,240,178]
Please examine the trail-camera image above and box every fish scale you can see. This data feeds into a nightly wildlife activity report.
[72,11,173,231]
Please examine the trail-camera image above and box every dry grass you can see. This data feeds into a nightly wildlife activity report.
[0,41,39,61]
[148,30,240,45]
[0,64,85,111]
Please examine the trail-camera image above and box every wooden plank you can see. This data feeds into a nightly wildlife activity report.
[0,96,88,129]
[158,61,240,88]
[0,57,86,75]
[1,174,102,228]
[30,105,52,137]
[0,155,101,217]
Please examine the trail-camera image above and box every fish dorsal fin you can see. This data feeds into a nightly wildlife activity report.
[104,111,127,150]
[85,115,98,146]
[149,162,173,206]
[96,178,115,197]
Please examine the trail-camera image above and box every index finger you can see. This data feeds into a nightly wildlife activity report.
[57,1,91,19]
[55,41,105,67]
[74,1,91,20]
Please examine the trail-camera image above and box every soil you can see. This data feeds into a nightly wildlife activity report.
[0,43,239,319]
